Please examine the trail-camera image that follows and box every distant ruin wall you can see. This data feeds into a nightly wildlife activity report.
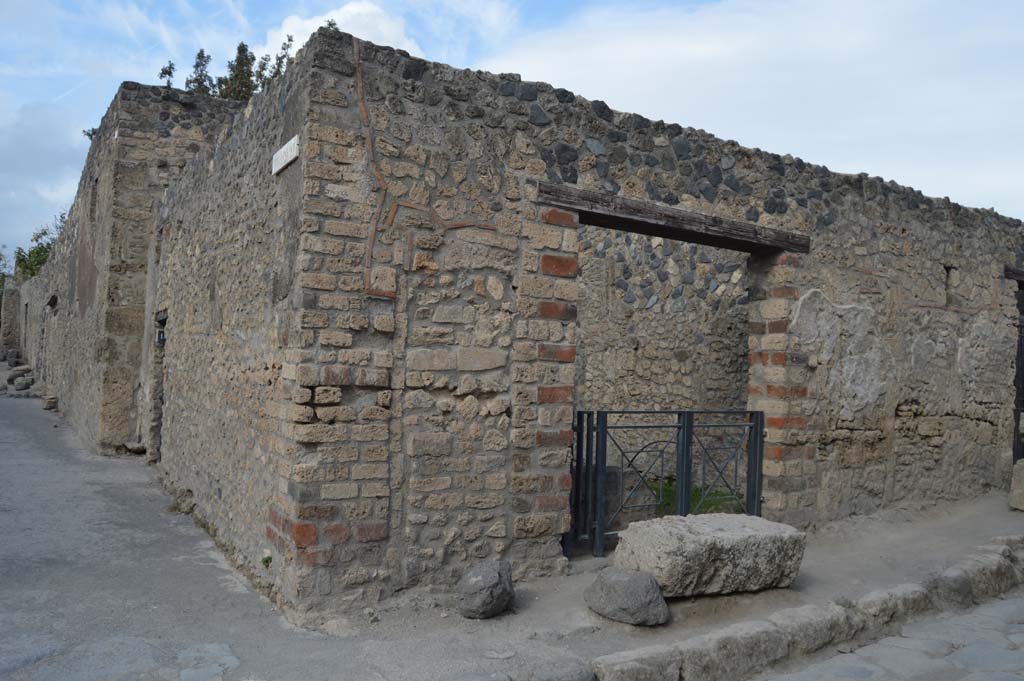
[14,84,238,451]
[0,281,19,353]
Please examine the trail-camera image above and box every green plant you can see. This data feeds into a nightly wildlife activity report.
[158,60,176,87]
[15,209,66,280]
[185,49,214,95]
[215,42,257,100]
[261,555,272,568]
[655,476,745,516]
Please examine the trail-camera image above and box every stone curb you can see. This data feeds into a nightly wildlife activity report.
[592,534,1024,681]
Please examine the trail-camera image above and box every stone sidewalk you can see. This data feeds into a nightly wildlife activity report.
[2,389,1024,681]
[756,592,1024,681]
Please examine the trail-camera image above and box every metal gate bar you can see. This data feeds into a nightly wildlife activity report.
[569,409,765,557]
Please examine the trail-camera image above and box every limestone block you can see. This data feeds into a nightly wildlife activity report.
[677,620,789,681]
[592,644,681,681]
[406,348,455,371]
[614,514,806,597]
[584,568,669,626]
[855,583,932,628]
[1010,460,1024,511]
[926,553,1019,607]
[768,602,860,654]
[456,348,507,371]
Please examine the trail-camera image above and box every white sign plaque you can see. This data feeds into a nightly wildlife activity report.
[272,135,299,175]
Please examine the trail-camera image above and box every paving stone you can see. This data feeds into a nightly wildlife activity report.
[873,635,955,658]
[973,600,1024,625]
[784,654,894,681]
[758,597,1024,681]
[900,620,1014,649]
[947,643,1024,673]
[945,612,1010,633]
[854,642,961,679]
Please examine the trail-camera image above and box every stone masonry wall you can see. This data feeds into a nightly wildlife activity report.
[225,29,1024,611]
[15,84,238,450]
[576,228,748,412]
[746,208,1021,526]
[144,47,311,599]
[0,281,19,353]
[9,27,1024,617]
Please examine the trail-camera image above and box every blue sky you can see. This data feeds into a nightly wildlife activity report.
[1,0,1022,259]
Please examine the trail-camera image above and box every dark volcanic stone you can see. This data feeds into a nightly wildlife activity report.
[456,560,514,619]
[528,103,551,126]
[591,99,614,122]
[584,568,669,626]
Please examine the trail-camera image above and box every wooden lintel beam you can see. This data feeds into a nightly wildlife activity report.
[1004,265,1024,282]
[536,182,810,255]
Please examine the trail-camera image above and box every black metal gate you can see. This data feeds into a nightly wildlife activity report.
[569,409,765,556]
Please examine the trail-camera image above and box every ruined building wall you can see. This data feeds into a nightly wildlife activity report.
[254,32,583,611]
[145,49,311,591]
[745,189,1022,526]
[317,30,1024,539]
[192,30,1024,613]
[0,281,19,353]
[576,230,748,412]
[14,84,238,450]
[7,28,1023,616]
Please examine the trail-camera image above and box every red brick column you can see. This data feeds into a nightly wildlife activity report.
[507,205,580,577]
[745,252,818,527]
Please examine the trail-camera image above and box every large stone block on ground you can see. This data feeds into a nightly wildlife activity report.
[456,559,514,619]
[614,514,806,597]
[1010,460,1024,511]
[584,568,669,626]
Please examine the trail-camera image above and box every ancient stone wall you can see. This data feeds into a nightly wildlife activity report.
[746,202,1021,526]
[8,28,1024,617]
[0,281,19,353]
[14,84,238,450]
[576,229,748,412]
[152,30,1024,613]
[143,43,312,602]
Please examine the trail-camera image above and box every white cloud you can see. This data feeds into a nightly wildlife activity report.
[34,176,79,206]
[99,1,180,55]
[398,0,517,64]
[219,0,249,31]
[476,0,1024,218]
[255,1,422,61]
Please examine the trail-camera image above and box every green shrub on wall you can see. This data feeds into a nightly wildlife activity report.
[14,209,65,280]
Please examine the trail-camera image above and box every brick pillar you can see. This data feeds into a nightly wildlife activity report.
[508,205,579,578]
[745,252,818,527]
[265,109,397,609]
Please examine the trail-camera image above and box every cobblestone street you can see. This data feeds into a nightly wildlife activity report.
[759,593,1024,681]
